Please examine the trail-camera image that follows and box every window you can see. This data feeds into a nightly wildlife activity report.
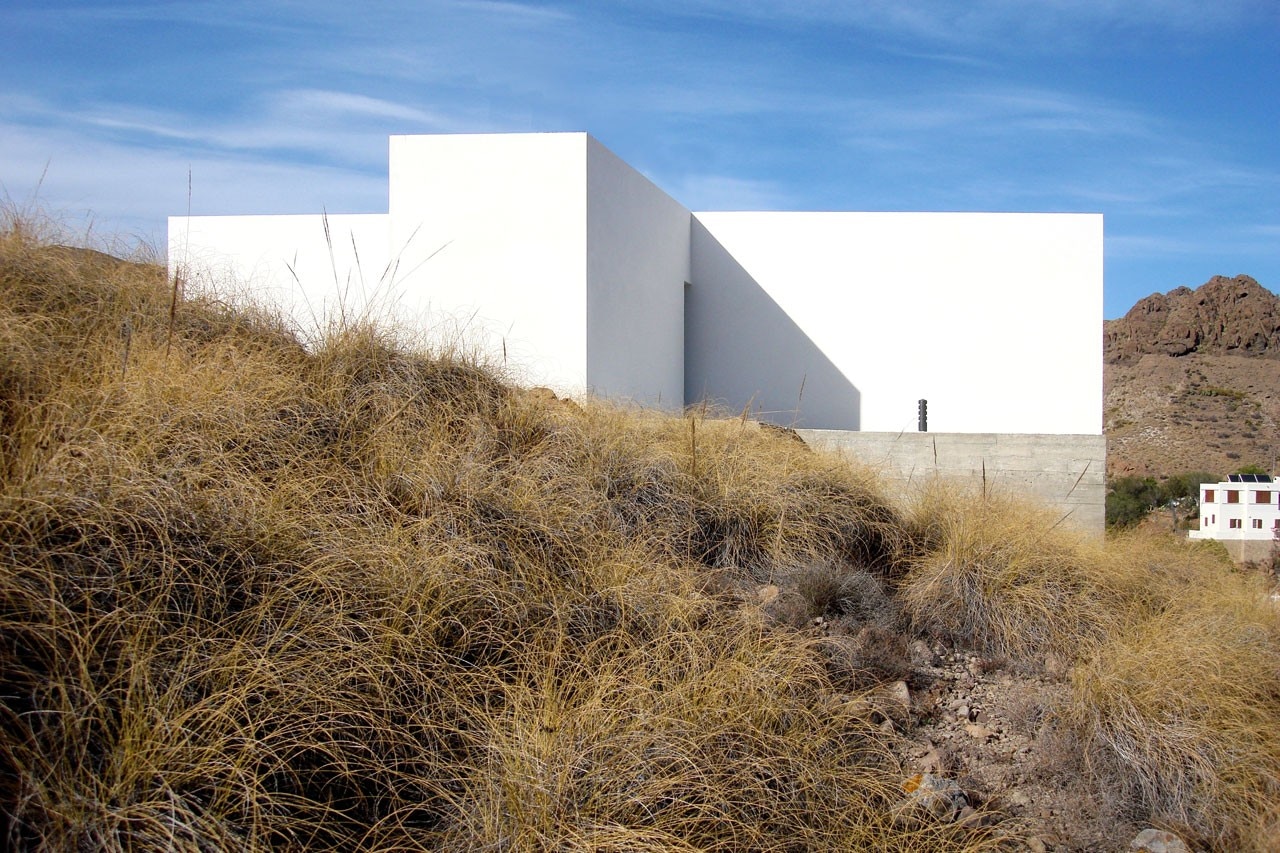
[1274,519,1280,530]
[1229,518,1242,529]
[1204,489,1215,502]
[1253,519,1264,529]
[1227,490,1240,504]
[1255,491,1272,504]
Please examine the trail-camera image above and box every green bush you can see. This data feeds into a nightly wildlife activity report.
[1158,471,1218,505]
[1105,476,1160,528]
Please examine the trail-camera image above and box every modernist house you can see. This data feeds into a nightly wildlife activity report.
[1190,474,1279,561]
[169,132,1106,530]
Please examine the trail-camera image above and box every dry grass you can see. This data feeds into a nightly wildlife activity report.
[898,484,1114,665]
[0,217,994,850]
[1068,532,1280,849]
[4,212,1280,850]
[900,480,1280,847]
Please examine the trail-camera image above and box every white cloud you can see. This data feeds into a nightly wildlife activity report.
[0,121,387,248]
[838,87,1159,141]
[274,90,447,125]
[0,88,492,173]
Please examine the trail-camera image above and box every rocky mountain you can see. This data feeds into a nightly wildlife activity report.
[1104,275,1280,478]
[1106,275,1280,363]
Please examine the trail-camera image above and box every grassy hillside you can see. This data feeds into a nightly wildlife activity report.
[2,215,1278,851]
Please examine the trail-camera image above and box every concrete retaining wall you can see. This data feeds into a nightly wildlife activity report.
[1207,538,1278,564]
[799,430,1107,535]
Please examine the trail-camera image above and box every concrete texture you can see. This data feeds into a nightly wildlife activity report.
[585,137,689,405]
[387,133,591,393]
[168,213,391,338]
[799,430,1107,535]
[1213,538,1278,564]
[686,217,862,429]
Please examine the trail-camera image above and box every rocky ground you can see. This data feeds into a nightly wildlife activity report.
[749,565,1200,852]
[1105,353,1280,478]
[877,641,1141,852]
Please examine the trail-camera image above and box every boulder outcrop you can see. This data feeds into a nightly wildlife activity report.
[1105,275,1280,364]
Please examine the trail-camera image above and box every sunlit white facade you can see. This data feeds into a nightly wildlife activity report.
[169,132,1103,436]
[1190,476,1280,543]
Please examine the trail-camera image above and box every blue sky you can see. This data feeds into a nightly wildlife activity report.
[2,0,1277,318]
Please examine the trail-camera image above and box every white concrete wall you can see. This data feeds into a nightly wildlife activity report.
[584,138,690,406]
[388,133,590,392]
[166,133,1103,442]
[687,218,861,427]
[167,213,390,336]
[691,212,1103,434]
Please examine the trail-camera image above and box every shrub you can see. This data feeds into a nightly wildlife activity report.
[7,211,1280,850]
[1106,475,1161,528]
[1158,471,1218,505]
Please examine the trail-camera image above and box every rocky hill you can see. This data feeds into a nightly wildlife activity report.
[1104,275,1280,477]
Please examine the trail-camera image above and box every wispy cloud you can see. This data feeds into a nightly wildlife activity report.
[667,174,793,212]
[1,89,489,169]
[836,87,1160,141]
[640,0,1270,51]
[0,119,388,243]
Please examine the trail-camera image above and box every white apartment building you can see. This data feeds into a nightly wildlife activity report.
[1190,474,1279,561]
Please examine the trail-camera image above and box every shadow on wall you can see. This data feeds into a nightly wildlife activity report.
[686,218,861,429]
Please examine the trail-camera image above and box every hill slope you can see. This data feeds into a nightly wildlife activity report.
[1104,275,1280,477]
[2,222,1279,851]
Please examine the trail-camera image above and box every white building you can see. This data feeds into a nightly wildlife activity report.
[1190,474,1280,561]
[169,132,1106,530]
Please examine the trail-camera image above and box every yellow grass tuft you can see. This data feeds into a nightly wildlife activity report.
[898,483,1114,664]
[1068,532,1280,848]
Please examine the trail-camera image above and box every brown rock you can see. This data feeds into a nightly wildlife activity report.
[1129,828,1190,853]
[965,723,996,741]
[1105,275,1280,364]
[1104,274,1280,478]
[896,773,968,824]
[917,744,945,774]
